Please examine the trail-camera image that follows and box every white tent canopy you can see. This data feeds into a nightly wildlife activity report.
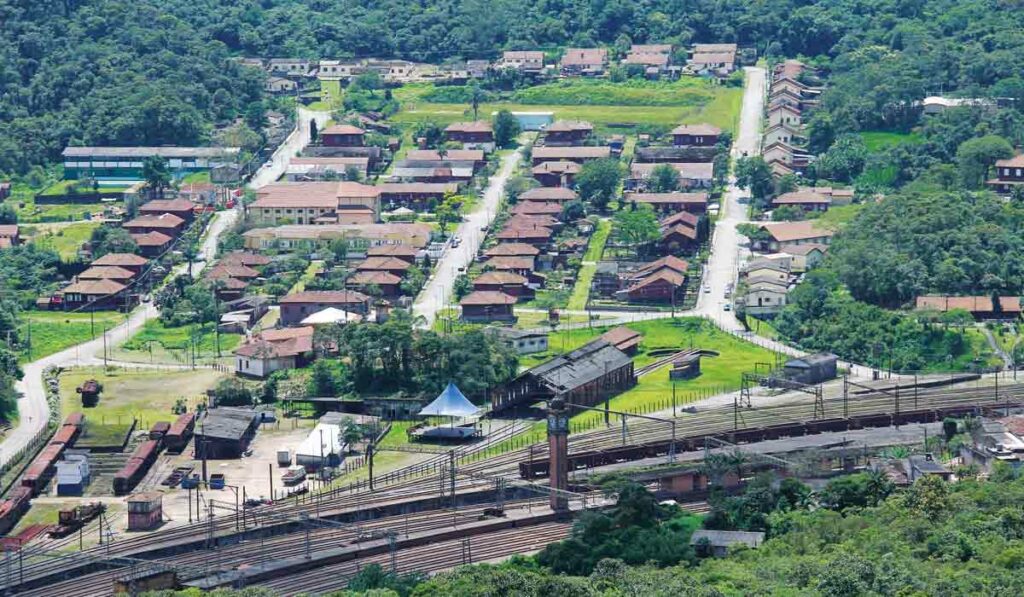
[418,382,480,418]
[301,307,363,326]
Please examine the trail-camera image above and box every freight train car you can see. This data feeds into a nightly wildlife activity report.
[0,487,33,535]
[113,440,160,496]
[21,443,66,495]
[164,413,195,454]
[149,422,171,443]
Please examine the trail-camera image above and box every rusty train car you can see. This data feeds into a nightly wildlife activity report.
[113,440,160,496]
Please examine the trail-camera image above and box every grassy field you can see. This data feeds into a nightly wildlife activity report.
[392,82,743,134]
[567,219,613,311]
[510,78,721,107]
[319,79,343,110]
[19,311,124,363]
[859,130,922,152]
[25,221,98,260]
[115,320,241,365]
[59,367,226,428]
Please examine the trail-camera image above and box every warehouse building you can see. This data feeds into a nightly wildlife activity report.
[492,339,635,412]
[194,407,261,459]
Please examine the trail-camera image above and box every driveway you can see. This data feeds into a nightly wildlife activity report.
[413,146,524,328]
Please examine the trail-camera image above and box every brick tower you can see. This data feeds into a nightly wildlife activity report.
[547,397,570,511]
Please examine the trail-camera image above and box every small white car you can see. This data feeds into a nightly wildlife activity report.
[703,285,711,293]
[724,303,732,311]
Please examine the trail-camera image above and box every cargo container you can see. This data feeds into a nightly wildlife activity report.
[277,450,291,467]
[63,412,85,428]
[0,487,33,535]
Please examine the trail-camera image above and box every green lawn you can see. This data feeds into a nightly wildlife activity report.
[8,199,111,223]
[116,319,241,365]
[26,221,99,260]
[320,79,343,109]
[19,311,124,363]
[392,83,743,134]
[584,219,612,262]
[59,367,226,429]
[859,130,922,152]
[181,171,211,184]
[567,263,596,311]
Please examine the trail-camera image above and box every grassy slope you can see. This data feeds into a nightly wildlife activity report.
[115,319,241,365]
[26,221,99,260]
[567,220,611,311]
[811,203,865,231]
[20,311,124,363]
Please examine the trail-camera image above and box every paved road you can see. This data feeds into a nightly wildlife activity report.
[413,146,524,328]
[693,66,766,332]
[249,107,331,190]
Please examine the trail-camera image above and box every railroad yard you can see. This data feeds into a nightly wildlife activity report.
[0,369,1019,594]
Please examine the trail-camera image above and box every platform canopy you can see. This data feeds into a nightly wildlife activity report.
[418,382,480,418]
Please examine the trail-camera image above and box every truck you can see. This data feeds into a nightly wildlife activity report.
[282,465,306,486]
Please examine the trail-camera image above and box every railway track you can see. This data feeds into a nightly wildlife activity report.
[4,379,1019,593]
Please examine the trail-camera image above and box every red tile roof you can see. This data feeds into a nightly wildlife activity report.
[62,279,127,295]
[78,266,135,280]
[130,231,174,247]
[519,186,578,201]
[123,213,185,229]
[474,271,528,286]
[348,270,402,285]
[356,256,413,271]
[279,290,370,304]
[671,123,722,136]
[92,253,148,267]
[460,291,517,306]
[321,124,366,135]
[484,243,540,257]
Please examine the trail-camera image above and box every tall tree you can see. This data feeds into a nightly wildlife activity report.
[142,156,172,199]
[956,135,1014,188]
[493,110,521,148]
[648,163,681,193]
[576,158,623,211]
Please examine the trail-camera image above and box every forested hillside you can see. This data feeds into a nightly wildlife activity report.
[4,0,1024,175]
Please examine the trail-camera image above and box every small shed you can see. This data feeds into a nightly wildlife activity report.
[55,453,90,496]
[127,492,163,531]
[783,352,837,385]
[690,529,765,557]
[904,454,952,483]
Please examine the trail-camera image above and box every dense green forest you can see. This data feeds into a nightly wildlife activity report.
[4,0,1024,176]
